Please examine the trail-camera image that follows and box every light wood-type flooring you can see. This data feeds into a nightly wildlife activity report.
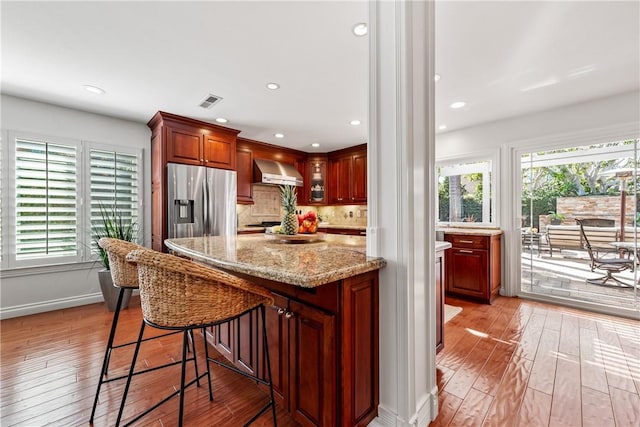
[430,296,640,427]
[1,295,638,426]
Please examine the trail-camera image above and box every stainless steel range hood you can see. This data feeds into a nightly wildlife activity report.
[253,158,303,187]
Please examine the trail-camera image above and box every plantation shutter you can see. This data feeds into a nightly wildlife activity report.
[15,138,78,259]
[89,149,139,250]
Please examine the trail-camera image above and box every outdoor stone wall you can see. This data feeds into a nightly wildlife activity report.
[539,195,637,228]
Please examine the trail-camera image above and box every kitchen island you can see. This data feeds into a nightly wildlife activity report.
[165,234,385,427]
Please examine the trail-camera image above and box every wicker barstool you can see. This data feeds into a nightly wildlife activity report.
[116,248,277,427]
[90,238,194,425]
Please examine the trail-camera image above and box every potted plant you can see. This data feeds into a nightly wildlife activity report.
[548,211,565,225]
[93,203,138,311]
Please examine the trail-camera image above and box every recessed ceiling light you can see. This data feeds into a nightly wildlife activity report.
[84,85,105,95]
[350,120,361,126]
[439,124,447,130]
[434,74,441,82]
[215,117,228,124]
[311,143,320,148]
[274,133,284,138]
[266,82,280,90]
[352,23,368,36]
[450,101,466,109]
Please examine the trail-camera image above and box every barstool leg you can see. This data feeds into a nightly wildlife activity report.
[178,330,189,427]
[115,320,146,427]
[89,287,125,424]
[202,327,214,401]
[189,329,201,387]
[261,305,278,426]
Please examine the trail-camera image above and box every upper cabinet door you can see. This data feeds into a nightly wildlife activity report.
[351,152,367,203]
[236,148,253,204]
[166,128,203,165]
[204,133,235,170]
[306,158,327,205]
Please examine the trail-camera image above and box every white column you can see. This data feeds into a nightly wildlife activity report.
[368,1,437,425]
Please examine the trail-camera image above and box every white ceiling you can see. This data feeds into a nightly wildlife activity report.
[2,1,639,152]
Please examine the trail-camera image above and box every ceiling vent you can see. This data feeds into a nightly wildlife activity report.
[199,94,223,109]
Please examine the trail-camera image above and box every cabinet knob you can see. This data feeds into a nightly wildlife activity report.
[284,311,295,319]
[200,158,204,162]
[277,308,285,315]
[205,160,209,163]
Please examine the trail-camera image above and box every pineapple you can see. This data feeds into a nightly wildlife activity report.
[280,185,298,235]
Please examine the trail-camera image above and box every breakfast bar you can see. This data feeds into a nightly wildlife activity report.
[165,234,386,427]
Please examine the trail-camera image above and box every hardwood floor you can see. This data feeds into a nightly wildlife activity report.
[0,297,297,426]
[1,295,638,426]
[430,296,640,427]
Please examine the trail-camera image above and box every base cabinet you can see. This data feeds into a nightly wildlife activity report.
[208,270,379,427]
[444,233,502,303]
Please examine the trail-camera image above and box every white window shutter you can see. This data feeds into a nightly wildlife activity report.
[15,138,78,259]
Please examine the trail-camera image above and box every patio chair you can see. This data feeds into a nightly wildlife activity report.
[576,219,634,288]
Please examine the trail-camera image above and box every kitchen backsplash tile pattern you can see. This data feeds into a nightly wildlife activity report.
[236,185,367,227]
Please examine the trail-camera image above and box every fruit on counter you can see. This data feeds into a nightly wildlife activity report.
[298,211,319,234]
[280,185,298,235]
[271,225,282,234]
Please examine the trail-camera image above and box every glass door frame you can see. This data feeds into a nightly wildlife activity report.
[503,124,640,319]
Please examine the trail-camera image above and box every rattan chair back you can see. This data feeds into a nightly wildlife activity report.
[98,238,144,289]
[126,249,274,328]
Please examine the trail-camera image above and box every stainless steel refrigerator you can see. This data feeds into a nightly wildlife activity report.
[167,163,237,239]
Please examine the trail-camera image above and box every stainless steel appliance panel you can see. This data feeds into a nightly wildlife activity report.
[167,163,206,239]
[206,167,237,236]
[167,163,237,240]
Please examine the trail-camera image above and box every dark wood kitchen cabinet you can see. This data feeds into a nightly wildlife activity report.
[236,147,254,204]
[305,156,328,205]
[444,232,502,304]
[147,111,241,251]
[328,144,367,205]
[208,270,379,427]
[159,113,238,170]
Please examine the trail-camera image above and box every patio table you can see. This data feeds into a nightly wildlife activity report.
[609,241,639,268]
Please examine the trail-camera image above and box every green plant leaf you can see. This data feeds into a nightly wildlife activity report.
[91,202,138,270]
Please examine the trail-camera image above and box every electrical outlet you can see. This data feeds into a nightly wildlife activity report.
[356,210,361,218]
[349,211,353,218]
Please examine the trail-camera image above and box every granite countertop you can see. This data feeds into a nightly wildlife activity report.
[435,241,452,251]
[165,234,386,288]
[437,227,503,236]
[317,224,367,230]
[238,226,266,232]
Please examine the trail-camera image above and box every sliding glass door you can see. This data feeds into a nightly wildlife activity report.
[519,139,639,315]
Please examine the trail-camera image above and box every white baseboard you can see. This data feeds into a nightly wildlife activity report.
[0,293,105,319]
[409,392,434,427]
[369,405,402,426]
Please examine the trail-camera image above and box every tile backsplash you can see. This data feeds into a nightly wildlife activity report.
[236,184,367,227]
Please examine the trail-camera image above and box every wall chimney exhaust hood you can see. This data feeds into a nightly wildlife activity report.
[253,158,303,187]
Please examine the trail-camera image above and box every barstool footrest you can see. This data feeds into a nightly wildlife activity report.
[111,329,182,350]
[100,358,185,384]
[121,371,210,427]
[207,356,270,386]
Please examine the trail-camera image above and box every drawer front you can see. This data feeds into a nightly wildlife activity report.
[447,234,488,249]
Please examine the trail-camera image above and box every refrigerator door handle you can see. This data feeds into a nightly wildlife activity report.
[203,175,209,236]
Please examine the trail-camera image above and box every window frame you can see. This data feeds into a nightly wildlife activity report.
[2,131,143,272]
[436,150,499,227]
